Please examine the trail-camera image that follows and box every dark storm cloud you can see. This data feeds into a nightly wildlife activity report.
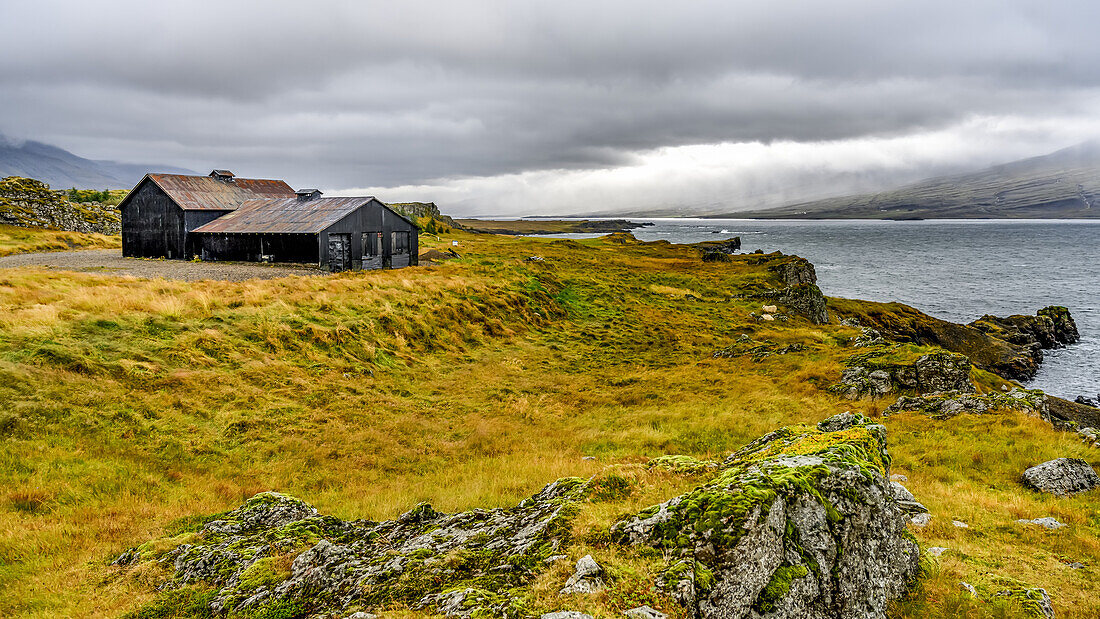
[2,0,1099,206]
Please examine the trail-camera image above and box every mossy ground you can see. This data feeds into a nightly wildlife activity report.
[0,228,1097,617]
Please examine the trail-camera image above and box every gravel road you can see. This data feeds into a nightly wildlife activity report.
[0,249,325,281]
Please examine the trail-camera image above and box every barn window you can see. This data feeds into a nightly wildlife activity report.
[392,231,409,255]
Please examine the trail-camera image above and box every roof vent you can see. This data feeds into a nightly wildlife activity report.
[296,188,323,201]
[209,169,235,182]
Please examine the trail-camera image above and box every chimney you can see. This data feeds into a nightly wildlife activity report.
[209,169,235,182]
[295,188,323,201]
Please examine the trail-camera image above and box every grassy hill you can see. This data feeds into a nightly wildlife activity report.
[0,229,1097,617]
[731,142,1100,219]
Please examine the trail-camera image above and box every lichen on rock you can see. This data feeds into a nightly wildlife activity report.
[831,349,974,400]
[611,412,920,618]
[114,479,587,618]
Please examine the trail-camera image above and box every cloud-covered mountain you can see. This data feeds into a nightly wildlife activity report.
[730,142,1100,219]
[0,135,193,189]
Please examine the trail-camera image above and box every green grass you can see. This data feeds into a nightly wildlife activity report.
[0,229,1096,617]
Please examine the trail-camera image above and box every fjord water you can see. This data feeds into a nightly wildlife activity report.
[627,219,1098,400]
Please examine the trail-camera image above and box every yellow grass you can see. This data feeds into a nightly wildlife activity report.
[0,224,120,256]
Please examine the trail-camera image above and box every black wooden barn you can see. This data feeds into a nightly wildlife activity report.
[118,170,418,270]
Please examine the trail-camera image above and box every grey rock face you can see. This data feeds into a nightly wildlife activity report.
[1078,426,1100,447]
[910,513,932,527]
[768,258,818,287]
[834,351,974,400]
[560,555,604,594]
[613,413,919,618]
[1037,306,1079,345]
[541,613,594,619]
[890,481,929,516]
[1022,458,1100,496]
[815,410,868,432]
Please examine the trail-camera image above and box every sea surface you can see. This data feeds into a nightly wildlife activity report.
[554,218,1100,399]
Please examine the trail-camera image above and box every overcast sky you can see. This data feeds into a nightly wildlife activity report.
[3,1,1100,215]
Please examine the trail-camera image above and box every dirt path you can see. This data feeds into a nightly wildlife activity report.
[0,249,326,281]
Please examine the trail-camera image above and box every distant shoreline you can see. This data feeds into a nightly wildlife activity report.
[453,218,653,235]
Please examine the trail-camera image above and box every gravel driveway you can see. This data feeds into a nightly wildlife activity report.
[0,249,326,281]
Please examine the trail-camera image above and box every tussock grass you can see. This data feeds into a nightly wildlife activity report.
[0,230,1097,617]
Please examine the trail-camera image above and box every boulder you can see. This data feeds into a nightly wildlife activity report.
[889,481,929,516]
[832,351,974,400]
[612,412,920,618]
[559,555,604,594]
[1022,458,1100,496]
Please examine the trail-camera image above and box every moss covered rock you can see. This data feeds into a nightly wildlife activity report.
[0,176,120,234]
[831,350,974,400]
[115,479,586,618]
[885,388,1049,421]
[611,412,920,618]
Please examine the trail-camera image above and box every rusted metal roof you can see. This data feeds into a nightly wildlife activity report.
[147,174,296,211]
[192,197,378,234]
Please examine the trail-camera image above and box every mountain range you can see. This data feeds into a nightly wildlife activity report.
[729,141,1100,219]
[0,135,194,189]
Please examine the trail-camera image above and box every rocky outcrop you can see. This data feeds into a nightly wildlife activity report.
[831,351,973,399]
[612,412,920,618]
[117,415,923,619]
[115,479,587,618]
[885,388,1048,420]
[776,284,830,325]
[830,299,1077,381]
[713,335,804,361]
[1038,306,1079,345]
[696,238,741,262]
[969,306,1080,365]
[1022,458,1100,496]
[387,201,463,230]
[1044,395,1100,430]
[0,175,120,234]
[768,258,817,287]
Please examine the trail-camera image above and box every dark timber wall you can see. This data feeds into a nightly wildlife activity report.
[197,234,318,263]
[184,210,232,258]
[319,200,419,270]
[120,181,186,258]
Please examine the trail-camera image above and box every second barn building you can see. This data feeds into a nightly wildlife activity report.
[192,190,418,270]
